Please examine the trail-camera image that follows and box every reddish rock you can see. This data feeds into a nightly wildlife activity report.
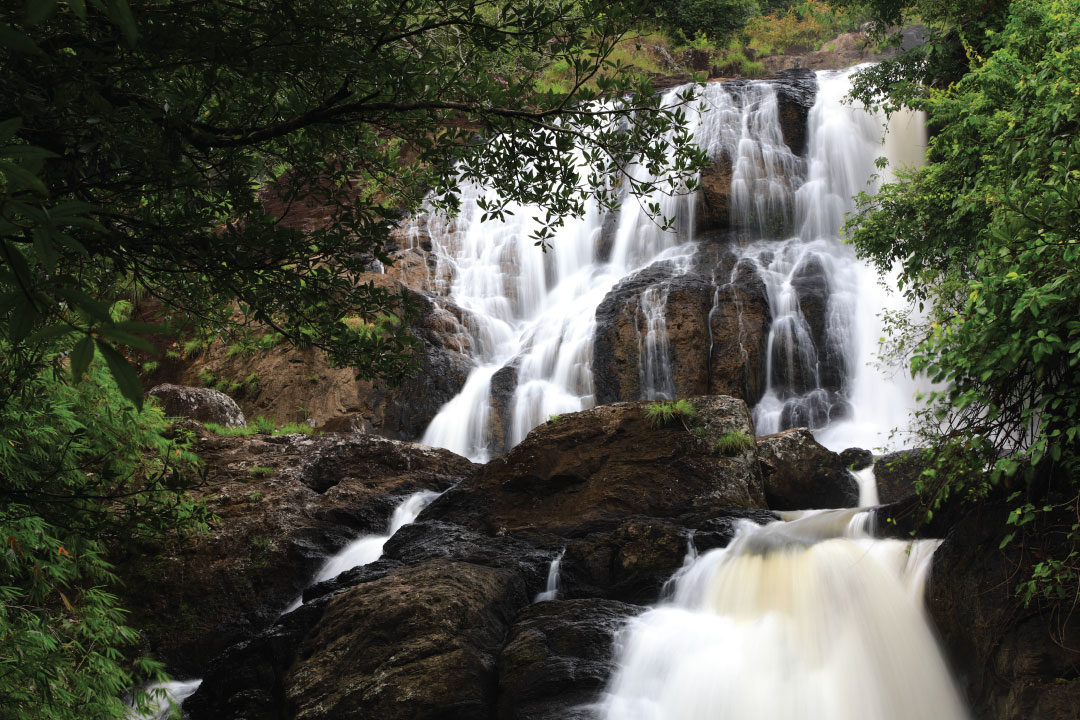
[755,427,860,510]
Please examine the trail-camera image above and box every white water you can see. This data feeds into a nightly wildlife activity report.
[749,68,928,450]
[126,679,202,720]
[281,489,440,614]
[418,67,927,461]
[534,548,566,603]
[600,507,967,720]
[419,81,808,461]
[311,490,440,584]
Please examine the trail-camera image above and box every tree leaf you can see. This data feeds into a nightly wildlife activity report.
[25,0,59,25]
[70,335,94,380]
[96,340,143,410]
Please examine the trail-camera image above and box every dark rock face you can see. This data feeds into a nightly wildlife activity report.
[695,69,817,235]
[424,396,766,538]
[113,430,476,674]
[497,599,644,720]
[873,449,929,504]
[771,68,818,158]
[756,427,860,510]
[593,245,771,407]
[488,361,520,456]
[147,383,247,427]
[928,503,1080,720]
[285,560,528,720]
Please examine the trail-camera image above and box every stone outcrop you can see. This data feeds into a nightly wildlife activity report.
[113,428,476,674]
[756,427,860,509]
[147,383,247,427]
[423,396,766,538]
[592,243,771,407]
[286,560,527,720]
[497,599,644,720]
[180,396,777,720]
[696,68,817,234]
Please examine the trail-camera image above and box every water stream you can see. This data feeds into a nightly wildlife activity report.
[418,67,927,461]
[600,491,966,720]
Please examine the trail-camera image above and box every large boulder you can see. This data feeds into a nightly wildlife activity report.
[756,427,860,510]
[593,245,770,407]
[497,599,644,720]
[147,383,246,427]
[423,396,767,538]
[285,560,528,720]
[113,429,476,674]
[928,502,1080,720]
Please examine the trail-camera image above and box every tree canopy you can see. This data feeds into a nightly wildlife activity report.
[0,1,706,716]
[847,0,1080,608]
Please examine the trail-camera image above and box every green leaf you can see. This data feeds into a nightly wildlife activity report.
[0,24,43,55]
[70,335,95,380]
[107,0,138,46]
[25,0,59,25]
[96,340,143,410]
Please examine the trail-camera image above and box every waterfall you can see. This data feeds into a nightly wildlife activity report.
[281,490,440,615]
[600,509,968,720]
[127,680,202,720]
[750,67,928,449]
[534,549,566,603]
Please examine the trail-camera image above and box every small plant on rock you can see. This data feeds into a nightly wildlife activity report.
[645,399,698,429]
[715,430,755,457]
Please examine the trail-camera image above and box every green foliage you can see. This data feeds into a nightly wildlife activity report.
[660,0,762,43]
[248,466,274,479]
[848,0,1080,611]
[203,416,314,437]
[715,430,755,456]
[1,0,708,411]
[0,348,209,719]
[644,398,699,427]
[196,370,260,399]
[743,0,864,56]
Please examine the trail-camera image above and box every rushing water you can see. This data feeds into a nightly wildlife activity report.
[600,495,967,720]
[418,67,926,461]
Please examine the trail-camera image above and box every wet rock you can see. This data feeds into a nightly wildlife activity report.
[705,253,771,404]
[284,560,528,720]
[497,599,644,720]
[147,383,246,427]
[593,248,770,406]
[840,447,874,471]
[488,361,521,456]
[560,518,690,603]
[756,427,859,510]
[113,430,475,674]
[873,449,930,504]
[771,68,818,157]
[424,396,767,539]
[698,149,734,231]
[928,502,1080,720]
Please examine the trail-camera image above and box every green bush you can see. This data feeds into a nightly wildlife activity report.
[0,349,209,719]
[661,0,761,43]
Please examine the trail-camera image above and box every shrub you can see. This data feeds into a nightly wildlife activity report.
[645,398,699,428]
[715,430,755,456]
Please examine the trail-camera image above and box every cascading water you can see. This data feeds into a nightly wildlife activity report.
[420,79,817,461]
[749,67,928,450]
[281,489,440,614]
[599,502,966,720]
